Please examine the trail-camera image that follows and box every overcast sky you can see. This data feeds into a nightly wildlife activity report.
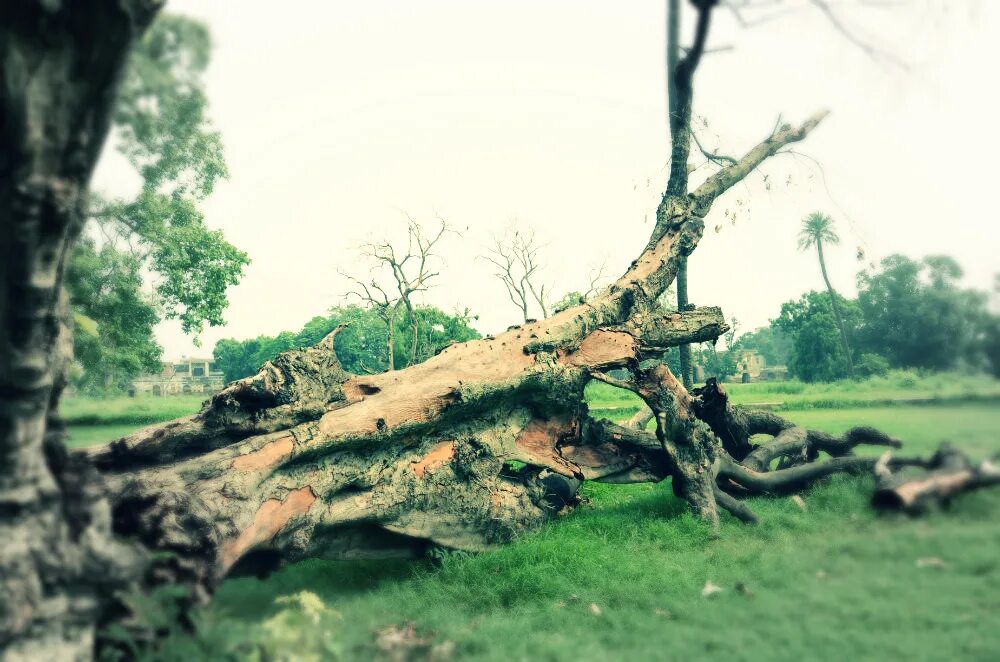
[93,0,999,359]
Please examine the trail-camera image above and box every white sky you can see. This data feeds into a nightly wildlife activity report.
[92,0,1000,359]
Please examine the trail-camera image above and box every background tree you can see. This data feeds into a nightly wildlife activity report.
[65,239,162,392]
[773,290,860,382]
[551,260,609,313]
[485,226,551,322]
[343,218,449,371]
[667,0,698,388]
[855,254,989,372]
[798,212,855,377]
[69,13,249,391]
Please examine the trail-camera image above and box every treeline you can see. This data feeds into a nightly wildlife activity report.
[725,254,1000,382]
[212,304,480,383]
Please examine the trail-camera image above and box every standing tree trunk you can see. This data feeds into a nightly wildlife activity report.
[0,1,162,658]
[816,241,855,377]
[386,313,397,371]
[666,0,694,388]
[407,303,419,366]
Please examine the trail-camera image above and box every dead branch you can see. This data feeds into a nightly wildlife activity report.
[344,217,450,370]
[485,226,550,322]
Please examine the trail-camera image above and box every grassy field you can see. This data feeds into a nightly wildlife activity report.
[63,394,206,449]
[63,380,1000,660]
[586,370,1000,420]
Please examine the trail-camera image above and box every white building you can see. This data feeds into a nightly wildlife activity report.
[131,357,226,396]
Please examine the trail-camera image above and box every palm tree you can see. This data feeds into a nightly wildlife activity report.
[798,212,855,377]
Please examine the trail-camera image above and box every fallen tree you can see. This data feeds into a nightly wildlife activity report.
[3,1,998,658]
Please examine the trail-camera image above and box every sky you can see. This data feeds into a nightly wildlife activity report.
[92,0,1000,360]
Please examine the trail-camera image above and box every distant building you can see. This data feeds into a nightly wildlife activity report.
[732,349,766,382]
[131,357,226,396]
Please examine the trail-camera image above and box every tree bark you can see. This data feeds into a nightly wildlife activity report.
[0,1,162,658]
[666,0,696,389]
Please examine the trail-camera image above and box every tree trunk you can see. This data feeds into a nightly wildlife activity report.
[676,258,693,386]
[0,1,161,658]
[667,0,693,389]
[407,302,419,367]
[817,241,855,377]
[873,445,1000,514]
[386,315,396,372]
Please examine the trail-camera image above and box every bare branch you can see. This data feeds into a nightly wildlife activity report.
[692,110,829,209]
[808,0,908,69]
[484,225,551,322]
[343,215,451,369]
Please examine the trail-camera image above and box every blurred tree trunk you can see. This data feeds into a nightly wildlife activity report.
[0,2,161,658]
[667,0,693,388]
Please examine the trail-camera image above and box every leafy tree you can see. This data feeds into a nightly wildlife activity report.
[855,254,988,371]
[212,338,263,384]
[70,14,249,390]
[773,290,860,382]
[983,316,1000,379]
[65,239,163,392]
[797,212,854,377]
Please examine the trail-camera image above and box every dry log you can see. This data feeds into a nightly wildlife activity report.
[873,445,1000,514]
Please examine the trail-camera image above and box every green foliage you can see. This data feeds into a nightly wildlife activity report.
[855,254,989,372]
[854,352,890,379]
[65,239,163,393]
[983,314,1000,379]
[100,191,248,336]
[213,305,481,382]
[773,290,860,382]
[696,344,736,381]
[113,15,224,199]
[69,13,248,393]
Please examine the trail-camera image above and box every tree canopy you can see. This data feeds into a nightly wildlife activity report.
[68,14,248,392]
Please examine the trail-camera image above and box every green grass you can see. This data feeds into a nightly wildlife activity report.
[586,371,1000,418]
[62,394,206,449]
[61,393,206,426]
[145,403,1000,661]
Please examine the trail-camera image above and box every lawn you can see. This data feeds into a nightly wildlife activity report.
[586,370,1000,419]
[64,385,1000,660]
